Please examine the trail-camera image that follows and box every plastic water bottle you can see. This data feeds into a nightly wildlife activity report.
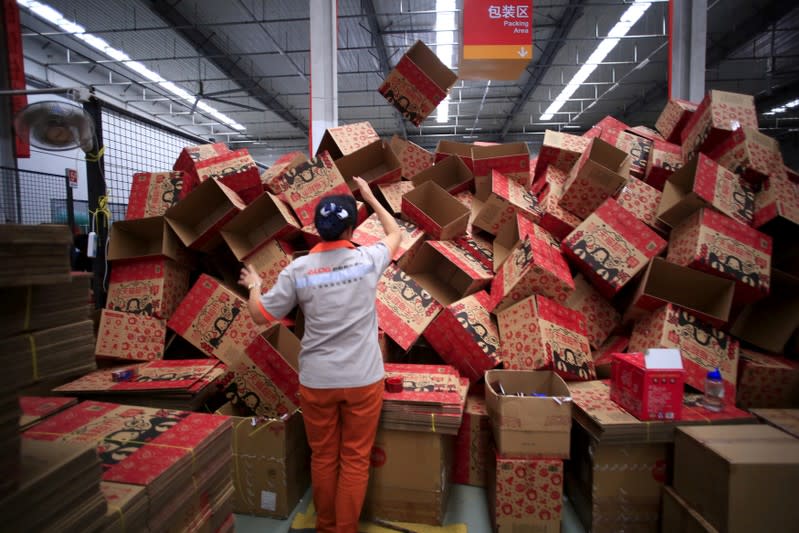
[703,368,724,412]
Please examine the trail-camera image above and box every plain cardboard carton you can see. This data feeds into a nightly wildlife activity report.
[352,213,425,264]
[488,452,563,533]
[378,40,457,127]
[666,208,772,304]
[106,257,190,319]
[657,153,754,228]
[673,425,799,533]
[484,369,572,457]
[280,151,353,226]
[410,154,473,194]
[194,148,263,203]
[496,294,595,381]
[680,90,758,160]
[615,176,663,229]
[562,198,667,299]
[260,151,307,195]
[435,140,474,170]
[315,121,380,160]
[610,350,685,421]
[217,404,310,518]
[334,140,403,192]
[126,171,192,219]
[559,138,629,220]
[655,98,698,143]
[471,142,530,191]
[624,257,735,327]
[730,269,799,353]
[707,126,785,185]
[564,274,621,350]
[750,408,799,439]
[472,169,542,236]
[389,134,434,179]
[401,180,469,240]
[735,349,799,409]
[95,308,166,361]
[533,130,590,183]
[164,177,246,253]
[220,192,300,261]
[645,139,683,190]
[661,486,718,533]
[452,396,491,487]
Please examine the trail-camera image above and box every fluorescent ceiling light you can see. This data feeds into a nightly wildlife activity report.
[540,0,652,121]
[435,0,456,124]
[763,97,799,116]
[17,0,246,131]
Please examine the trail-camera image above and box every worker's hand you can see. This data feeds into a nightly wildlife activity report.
[238,264,262,289]
[353,176,376,202]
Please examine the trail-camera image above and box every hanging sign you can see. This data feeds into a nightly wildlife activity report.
[66,168,78,188]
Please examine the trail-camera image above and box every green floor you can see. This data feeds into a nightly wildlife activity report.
[234,484,587,532]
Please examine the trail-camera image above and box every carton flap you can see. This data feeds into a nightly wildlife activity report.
[644,348,683,370]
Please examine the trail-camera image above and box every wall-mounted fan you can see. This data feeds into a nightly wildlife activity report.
[13,99,96,152]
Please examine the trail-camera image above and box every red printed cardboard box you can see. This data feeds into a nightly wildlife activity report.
[453,396,491,487]
[537,171,582,242]
[655,98,698,143]
[376,263,443,351]
[628,303,740,400]
[411,154,474,194]
[401,181,469,240]
[490,217,575,313]
[564,274,620,350]
[471,142,531,191]
[680,90,759,161]
[645,139,683,191]
[126,171,192,220]
[389,134,434,179]
[423,291,501,383]
[562,198,667,299]
[610,350,685,421]
[666,207,772,303]
[281,151,353,227]
[422,240,494,296]
[533,130,590,183]
[106,257,190,319]
[615,176,662,229]
[173,142,230,182]
[378,40,457,127]
[335,140,403,192]
[260,151,306,195]
[736,349,799,409]
[454,232,495,273]
[754,171,799,229]
[496,294,595,381]
[220,191,300,261]
[167,274,267,359]
[316,121,380,160]
[435,140,474,171]
[593,116,654,179]
[488,452,563,533]
[493,211,539,270]
[245,239,294,295]
[194,148,263,203]
[352,213,426,264]
[657,153,755,228]
[559,138,630,220]
[473,170,542,236]
[378,180,416,214]
[95,308,166,361]
[592,335,629,379]
[708,126,785,185]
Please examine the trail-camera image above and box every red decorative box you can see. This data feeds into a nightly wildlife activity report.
[610,351,685,421]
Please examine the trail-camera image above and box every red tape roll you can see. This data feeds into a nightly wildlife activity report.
[385,376,403,393]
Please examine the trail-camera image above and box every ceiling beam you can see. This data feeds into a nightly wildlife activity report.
[498,0,588,140]
[145,0,307,133]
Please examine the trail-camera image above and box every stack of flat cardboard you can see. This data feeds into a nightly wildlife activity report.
[18,396,78,430]
[0,224,72,286]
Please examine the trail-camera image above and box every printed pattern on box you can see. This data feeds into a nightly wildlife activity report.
[195,149,263,204]
[655,98,698,143]
[126,171,190,219]
[376,264,443,351]
[689,154,755,226]
[645,140,683,191]
[559,138,629,220]
[472,146,531,189]
[629,304,740,400]
[600,128,653,179]
[736,350,799,409]
[107,258,190,319]
[390,136,435,179]
[260,151,306,195]
[616,177,662,228]
[454,233,495,272]
[378,181,417,214]
[564,274,621,350]
[538,173,582,242]
[754,172,799,228]
[491,454,563,532]
[473,170,542,235]
[322,121,380,157]
[453,397,491,487]
[610,352,685,421]
[427,240,494,293]
[173,142,230,181]
[533,130,590,182]
[281,152,353,226]
[709,127,784,185]
[96,309,166,361]
[352,213,425,263]
[246,240,293,294]
[681,90,759,160]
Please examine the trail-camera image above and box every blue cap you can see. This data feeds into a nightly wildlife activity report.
[707,367,722,380]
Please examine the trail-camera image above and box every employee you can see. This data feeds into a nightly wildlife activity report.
[239,176,401,533]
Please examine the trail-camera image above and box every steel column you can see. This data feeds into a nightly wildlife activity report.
[309,0,338,155]
[669,0,707,102]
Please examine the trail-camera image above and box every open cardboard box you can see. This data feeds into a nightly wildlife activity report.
[244,239,294,294]
[352,213,425,264]
[220,192,300,261]
[108,216,184,263]
[731,269,799,354]
[194,148,263,203]
[401,180,469,240]
[492,211,536,271]
[484,369,572,458]
[655,98,698,144]
[708,126,784,185]
[315,121,380,160]
[411,154,473,194]
[564,274,621,350]
[106,257,190,320]
[471,142,530,192]
[281,152,353,227]
[334,140,402,192]
[389,134,434,179]
[559,137,630,219]
[377,180,416,214]
[403,241,488,306]
[473,169,541,236]
[645,139,683,190]
[680,90,758,161]
[126,171,191,220]
[533,130,590,183]
[434,140,474,170]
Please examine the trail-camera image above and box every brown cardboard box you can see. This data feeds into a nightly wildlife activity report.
[496,294,595,381]
[126,171,192,219]
[673,425,799,533]
[220,192,300,261]
[661,486,718,533]
[537,171,583,241]
[533,130,590,183]
[173,142,231,184]
[281,151,353,227]
[655,98,698,144]
[492,210,536,271]
[217,404,310,518]
[435,140,474,171]
[484,369,572,457]
[401,181,469,240]
[410,154,474,194]
[245,239,294,294]
[593,116,654,179]
[488,451,563,533]
[707,126,785,185]
[666,208,772,304]
[106,257,190,319]
[680,90,758,161]
[754,171,799,229]
[616,176,663,229]
[562,198,667,299]
[624,257,735,327]
[389,135,434,179]
[629,304,740,401]
[194,148,263,203]
[334,140,403,193]
[645,139,683,191]
[750,408,799,439]
[378,41,457,127]
[472,169,541,236]
[315,121,380,160]
[657,153,754,228]
[454,232,494,273]
[108,216,185,263]
[260,151,307,195]
[452,396,491,487]
[165,177,246,253]
[592,335,630,379]
[365,429,453,526]
[730,269,799,353]
[735,349,799,409]
[564,274,621,350]
[377,180,416,214]
[95,308,166,361]
[352,213,426,264]
[471,142,530,191]
[559,138,630,220]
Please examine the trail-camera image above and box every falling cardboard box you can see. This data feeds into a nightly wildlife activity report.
[473,169,542,236]
[496,294,595,381]
[389,134,434,179]
[126,171,193,220]
[334,140,403,193]
[471,142,531,191]
[411,154,473,194]
[220,191,300,261]
[401,180,469,240]
[564,274,620,350]
[452,396,491,487]
[315,121,380,160]
[194,149,263,204]
[378,40,457,127]
[532,130,590,184]
[657,153,755,228]
[435,140,474,170]
[644,139,683,191]
[106,257,190,319]
[559,138,630,220]
[562,198,667,299]
[680,90,759,161]
[628,304,740,401]
[352,213,426,264]
[735,349,799,409]
[667,207,772,304]
[655,98,698,143]
[173,142,230,184]
[707,126,785,185]
[280,151,353,227]
[484,369,573,458]
[610,349,685,421]
[95,308,166,361]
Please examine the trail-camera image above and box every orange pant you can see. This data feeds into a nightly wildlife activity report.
[299,380,383,533]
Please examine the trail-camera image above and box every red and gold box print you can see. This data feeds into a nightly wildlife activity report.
[628,304,740,401]
[736,349,799,409]
[453,396,491,487]
[564,274,621,350]
[281,151,353,227]
[126,171,193,220]
[645,139,683,191]
[597,121,654,179]
[173,142,231,182]
[496,294,595,381]
[473,169,542,236]
[533,130,590,183]
[616,176,662,229]
[107,258,190,320]
[194,149,263,204]
[680,90,759,161]
[246,239,294,295]
[96,309,167,361]
[260,151,306,195]
[666,208,772,303]
[754,171,799,229]
[708,127,785,185]
[390,135,435,179]
[352,213,426,264]
[655,98,698,144]
[472,143,531,190]
[377,180,416,214]
[537,171,582,242]
[562,198,667,299]
[488,452,563,533]
[426,240,494,295]
[376,264,443,351]
[317,121,380,160]
[559,138,629,220]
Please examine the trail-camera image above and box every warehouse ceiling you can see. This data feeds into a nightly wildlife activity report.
[16,0,799,165]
